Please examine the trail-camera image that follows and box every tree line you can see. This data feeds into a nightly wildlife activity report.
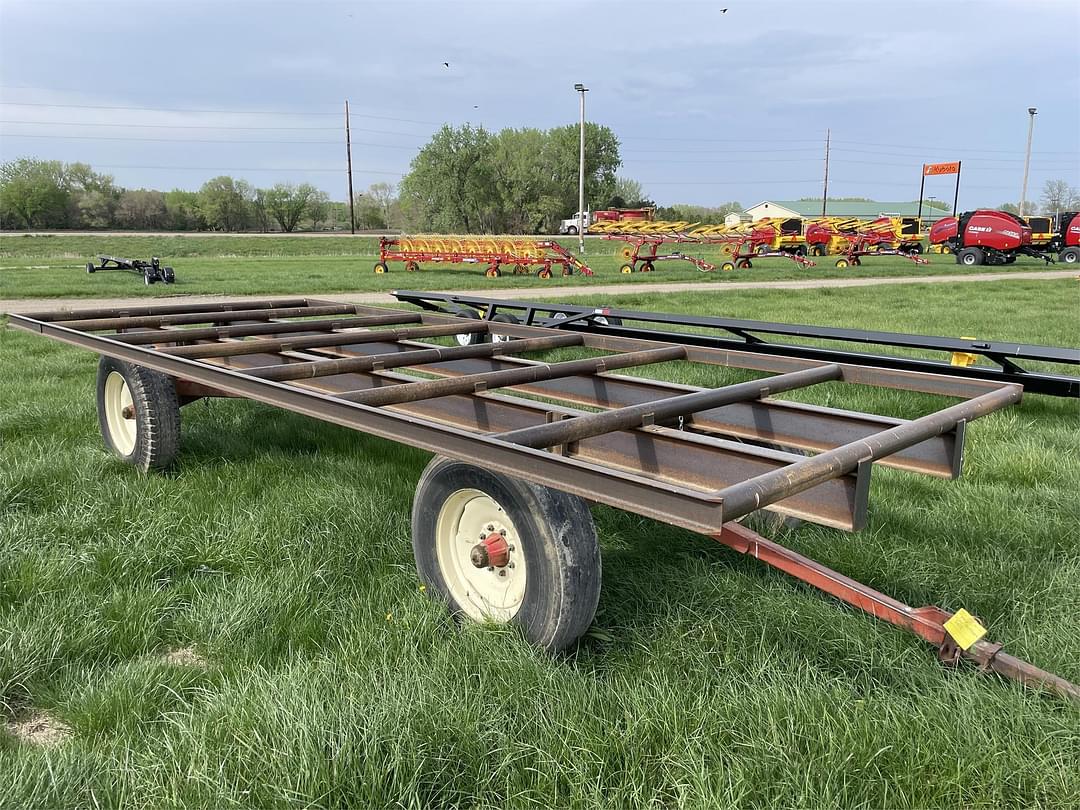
[0,158,399,232]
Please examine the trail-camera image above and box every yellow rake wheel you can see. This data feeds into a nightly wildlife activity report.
[620,246,633,260]
[620,264,634,274]
[835,258,849,269]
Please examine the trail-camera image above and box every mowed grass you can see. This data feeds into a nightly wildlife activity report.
[2,279,1079,808]
[0,233,1061,300]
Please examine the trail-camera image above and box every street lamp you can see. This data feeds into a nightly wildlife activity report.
[1019,107,1037,217]
[927,195,937,227]
[574,83,588,254]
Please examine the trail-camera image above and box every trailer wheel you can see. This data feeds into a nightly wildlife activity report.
[374,262,389,274]
[835,259,849,268]
[737,259,753,269]
[96,357,180,472]
[720,261,735,272]
[86,262,95,274]
[485,266,502,278]
[537,268,553,280]
[619,264,634,274]
[565,225,578,236]
[412,456,601,652]
[489,313,518,343]
[1060,248,1079,264]
[405,261,420,272]
[450,305,486,347]
[640,261,655,273]
[163,266,176,284]
[810,245,826,257]
[958,247,983,267]
[851,257,862,266]
[756,244,770,256]
[908,243,924,254]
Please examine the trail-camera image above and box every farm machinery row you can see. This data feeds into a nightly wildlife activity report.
[375,237,593,279]
[601,215,930,273]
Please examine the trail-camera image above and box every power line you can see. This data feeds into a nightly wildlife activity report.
[80,163,404,175]
[0,132,418,149]
[0,118,429,136]
[0,99,440,126]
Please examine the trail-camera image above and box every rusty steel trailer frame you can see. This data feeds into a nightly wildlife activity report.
[393,290,1080,399]
[7,296,1078,700]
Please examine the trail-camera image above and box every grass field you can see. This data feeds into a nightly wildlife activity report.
[2,276,1079,808]
[0,233,1061,300]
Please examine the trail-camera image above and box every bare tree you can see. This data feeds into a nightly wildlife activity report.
[1041,179,1080,214]
[366,182,396,226]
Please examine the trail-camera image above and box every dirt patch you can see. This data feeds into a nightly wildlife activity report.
[160,646,207,667]
[6,711,72,747]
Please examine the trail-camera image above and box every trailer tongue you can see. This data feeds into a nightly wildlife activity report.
[7,295,1078,701]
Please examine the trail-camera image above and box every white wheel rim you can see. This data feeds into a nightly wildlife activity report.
[435,488,527,622]
[454,331,474,347]
[104,371,136,456]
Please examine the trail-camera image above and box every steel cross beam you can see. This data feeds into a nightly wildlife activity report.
[497,364,843,449]
[337,346,688,407]
[158,321,489,359]
[105,312,425,344]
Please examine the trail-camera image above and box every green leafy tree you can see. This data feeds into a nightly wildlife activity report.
[264,182,317,232]
[164,190,206,230]
[198,176,251,231]
[307,189,331,230]
[400,124,496,232]
[0,158,73,228]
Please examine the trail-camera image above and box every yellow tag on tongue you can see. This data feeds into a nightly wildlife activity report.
[943,608,988,651]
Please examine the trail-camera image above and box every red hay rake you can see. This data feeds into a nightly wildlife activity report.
[375,237,593,279]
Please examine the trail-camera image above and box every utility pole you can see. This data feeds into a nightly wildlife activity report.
[821,128,830,217]
[574,83,588,254]
[1019,107,1037,217]
[345,99,356,235]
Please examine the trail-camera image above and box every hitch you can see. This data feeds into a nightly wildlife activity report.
[714,522,1080,703]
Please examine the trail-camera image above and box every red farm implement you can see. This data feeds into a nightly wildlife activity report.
[718,233,817,271]
[376,237,593,279]
[605,234,719,274]
[807,218,930,269]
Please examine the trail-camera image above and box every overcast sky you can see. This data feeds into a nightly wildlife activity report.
[1,0,1077,209]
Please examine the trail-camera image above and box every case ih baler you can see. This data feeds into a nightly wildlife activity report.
[1049,211,1080,264]
[929,210,1054,266]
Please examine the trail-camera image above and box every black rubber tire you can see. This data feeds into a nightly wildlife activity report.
[640,261,655,273]
[374,262,389,274]
[720,261,736,272]
[908,243,924,254]
[1060,248,1079,264]
[96,357,180,472]
[566,225,578,236]
[412,456,601,652]
[958,247,983,267]
[737,259,752,269]
[163,266,176,284]
[593,314,623,327]
[489,312,519,343]
[450,305,486,346]
[86,262,95,274]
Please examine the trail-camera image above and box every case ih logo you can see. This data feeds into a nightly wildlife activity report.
[968,225,1019,239]
[1070,225,1080,234]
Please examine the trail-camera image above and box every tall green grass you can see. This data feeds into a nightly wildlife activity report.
[1,280,1078,808]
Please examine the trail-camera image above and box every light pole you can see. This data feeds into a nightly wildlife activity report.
[574,83,588,254]
[1019,107,1037,216]
[927,196,937,226]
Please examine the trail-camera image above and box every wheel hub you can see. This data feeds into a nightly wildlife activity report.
[471,531,510,569]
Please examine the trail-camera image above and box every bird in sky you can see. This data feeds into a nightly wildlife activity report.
[443,62,450,68]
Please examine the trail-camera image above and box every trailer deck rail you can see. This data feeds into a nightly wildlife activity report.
[393,290,1080,398]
